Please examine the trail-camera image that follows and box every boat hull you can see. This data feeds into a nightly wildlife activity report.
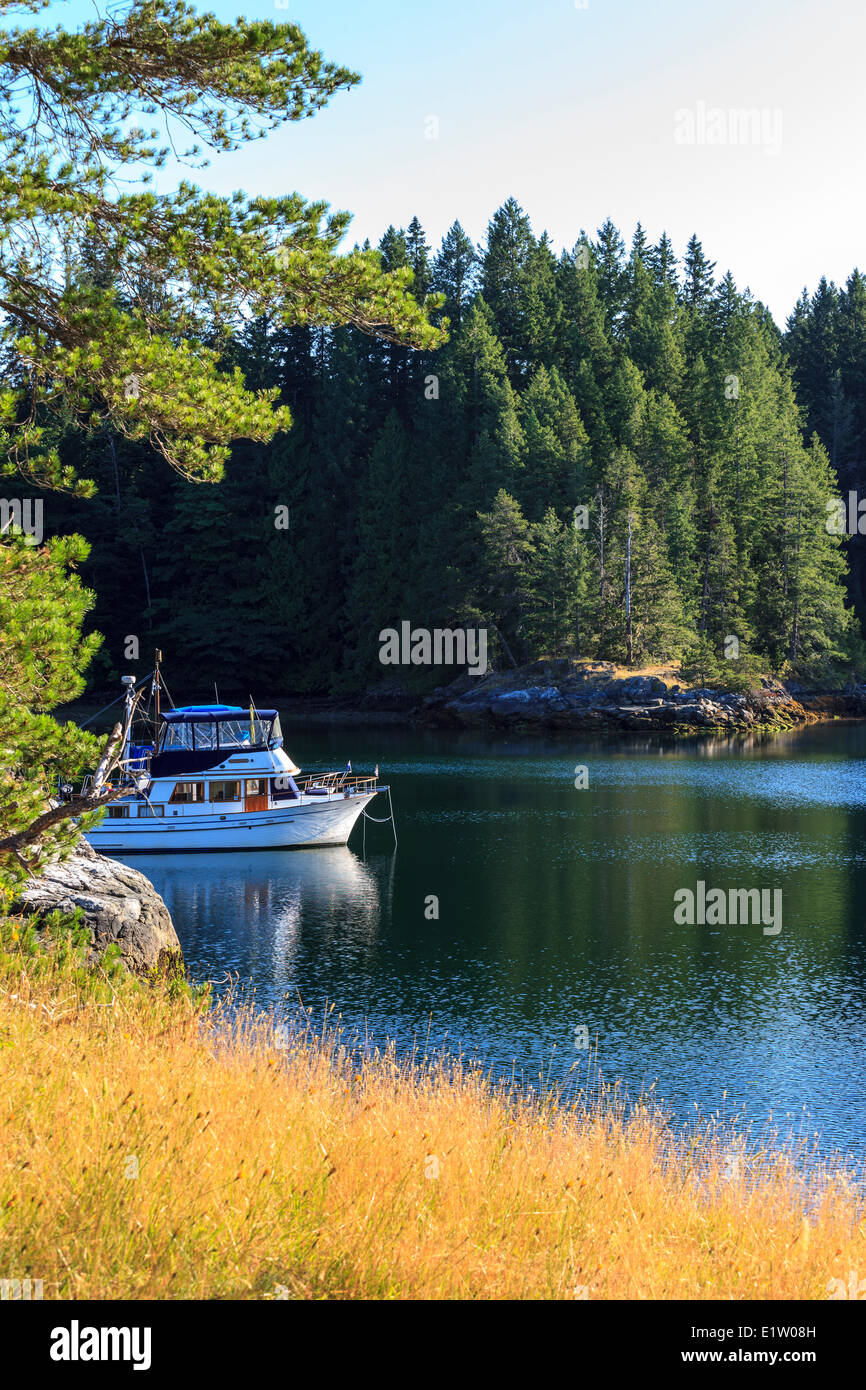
[84,794,375,854]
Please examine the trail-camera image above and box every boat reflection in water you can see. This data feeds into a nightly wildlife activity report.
[123,847,385,1001]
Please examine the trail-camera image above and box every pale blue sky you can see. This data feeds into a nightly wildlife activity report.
[17,0,866,322]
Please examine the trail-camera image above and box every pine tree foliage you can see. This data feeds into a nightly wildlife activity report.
[0,0,444,489]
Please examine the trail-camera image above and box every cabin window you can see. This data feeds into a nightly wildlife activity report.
[162,722,194,750]
[192,722,218,750]
[210,781,242,802]
[217,719,251,748]
[106,806,128,818]
[245,778,268,797]
[217,718,271,749]
[169,781,207,804]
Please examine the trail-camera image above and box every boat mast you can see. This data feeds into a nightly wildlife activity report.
[121,674,136,779]
[154,648,162,724]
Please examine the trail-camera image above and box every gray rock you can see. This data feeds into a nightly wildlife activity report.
[494,686,563,705]
[605,675,669,702]
[13,838,183,976]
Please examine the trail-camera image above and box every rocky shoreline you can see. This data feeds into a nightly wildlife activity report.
[237,664,866,734]
[420,662,866,733]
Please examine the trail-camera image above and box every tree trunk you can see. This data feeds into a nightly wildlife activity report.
[625,513,633,665]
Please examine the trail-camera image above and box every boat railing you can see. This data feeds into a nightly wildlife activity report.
[293,773,379,797]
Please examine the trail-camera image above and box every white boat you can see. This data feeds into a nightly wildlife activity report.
[82,670,389,855]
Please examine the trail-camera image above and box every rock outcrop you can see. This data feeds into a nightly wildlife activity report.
[794,682,866,718]
[422,661,822,733]
[13,838,183,975]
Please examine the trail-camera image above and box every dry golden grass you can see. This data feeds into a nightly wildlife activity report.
[1,918,864,1300]
[590,660,684,684]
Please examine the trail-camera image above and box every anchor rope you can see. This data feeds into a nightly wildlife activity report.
[361,784,397,853]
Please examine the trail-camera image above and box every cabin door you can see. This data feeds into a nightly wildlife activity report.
[244,778,269,813]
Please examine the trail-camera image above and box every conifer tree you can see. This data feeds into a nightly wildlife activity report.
[525,507,590,657]
[441,303,525,514]
[594,218,627,333]
[517,365,590,522]
[480,198,549,384]
[556,241,614,457]
[431,221,478,328]
[404,215,432,303]
[682,234,717,310]
[476,490,536,664]
[647,231,678,292]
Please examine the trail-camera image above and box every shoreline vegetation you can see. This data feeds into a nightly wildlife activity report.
[2,916,864,1301]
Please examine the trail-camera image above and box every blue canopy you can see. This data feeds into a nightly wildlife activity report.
[162,705,278,723]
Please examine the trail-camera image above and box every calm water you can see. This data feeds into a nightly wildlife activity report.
[121,720,866,1161]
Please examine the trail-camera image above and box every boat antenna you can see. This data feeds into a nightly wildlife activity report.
[214,682,220,704]
[79,671,152,728]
